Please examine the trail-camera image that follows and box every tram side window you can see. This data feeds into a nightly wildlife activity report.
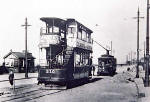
[75,54,80,66]
[78,29,82,39]
[80,53,83,65]
[75,53,84,66]
[84,53,89,65]
[87,33,91,43]
[82,30,86,41]
[75,52,90,67]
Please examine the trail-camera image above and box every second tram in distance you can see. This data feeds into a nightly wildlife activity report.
[97,53,117,76]
[38,17,93,88]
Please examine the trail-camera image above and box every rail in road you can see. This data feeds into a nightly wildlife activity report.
[0,77,104,102]
[0,84,64,102]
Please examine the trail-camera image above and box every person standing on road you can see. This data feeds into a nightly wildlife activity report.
[92,66,95,76]
[9,69,14,89]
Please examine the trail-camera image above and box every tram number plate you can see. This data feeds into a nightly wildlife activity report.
[46,69,55,73]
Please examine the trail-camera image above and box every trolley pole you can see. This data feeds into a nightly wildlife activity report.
[22,18,31,78]
[133,8,144,78]
[145,0,150,87]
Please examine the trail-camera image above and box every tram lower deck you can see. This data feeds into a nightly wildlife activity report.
[38,66,92,86]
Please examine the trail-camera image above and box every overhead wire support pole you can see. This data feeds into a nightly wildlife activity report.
[111,41,112,55]
[133,7,144,78]
[21,18,31,78]
[144,41,146,67]
[145,0,150,87]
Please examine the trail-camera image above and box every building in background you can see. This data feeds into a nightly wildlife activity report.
[3,50,35,73]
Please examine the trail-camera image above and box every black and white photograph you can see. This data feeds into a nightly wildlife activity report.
[0,0,150,102]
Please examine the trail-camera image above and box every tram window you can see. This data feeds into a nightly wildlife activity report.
[80,53,83,65]
[49,27,52,33]
[87,34,91,43]
[68,27,76,34]
[75,54,80,66]
[84,53,89,65]
[53,27,59,33]
[75,53,90,66]
[82,30,86,41]
[78,31,82,39]
[48,26,59,34]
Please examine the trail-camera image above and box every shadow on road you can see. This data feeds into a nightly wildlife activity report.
[89,77,103,83]
[69,77,103,89]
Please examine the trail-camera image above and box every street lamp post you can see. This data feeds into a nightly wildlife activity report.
[21,18,31,78]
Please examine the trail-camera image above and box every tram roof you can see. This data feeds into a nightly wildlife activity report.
[98,54,114,59]
[66,18,93,33]
[76,21,93,33]
[40,17,66,28]
[40,17,93,33]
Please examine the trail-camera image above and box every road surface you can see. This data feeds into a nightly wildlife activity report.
[0,66,139,102]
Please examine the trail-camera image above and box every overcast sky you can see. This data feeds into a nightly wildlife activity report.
[0,0,147,64]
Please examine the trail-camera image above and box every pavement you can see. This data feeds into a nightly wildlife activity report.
[125,65,150,102]
[0,72,38,90]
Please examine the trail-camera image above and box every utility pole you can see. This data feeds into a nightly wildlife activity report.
[145,0,150,87]
[144,41,146,67]
[133,8,144,78]
[126,55,128,64]
[131,51,132,65]
[21,18,31,78]
[143,41,146,71]
[111,41,112,55]
[128,53,130,65]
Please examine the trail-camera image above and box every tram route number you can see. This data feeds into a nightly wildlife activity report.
[46,69,55,73]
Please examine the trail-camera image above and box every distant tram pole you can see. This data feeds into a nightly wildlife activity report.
[145,0,150,87]
[111,41,112,55]
[133,8,144,78]
[21,18,31,78]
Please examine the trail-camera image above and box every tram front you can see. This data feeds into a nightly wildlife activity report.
[38,17,67,85]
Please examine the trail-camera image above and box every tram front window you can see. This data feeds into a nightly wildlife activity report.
[68,27,76,34]
[68,27,76,38]
[47,26,59,34]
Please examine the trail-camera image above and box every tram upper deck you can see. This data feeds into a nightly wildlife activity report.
[39,17,93,51]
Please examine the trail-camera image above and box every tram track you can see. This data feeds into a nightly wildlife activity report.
[0,76,106,102]
[0,83,65,102]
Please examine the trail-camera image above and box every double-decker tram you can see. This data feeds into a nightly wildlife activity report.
[38,17,93,88]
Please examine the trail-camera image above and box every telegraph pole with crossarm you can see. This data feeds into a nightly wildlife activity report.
[133,7,144,78]
[21,18,31,78]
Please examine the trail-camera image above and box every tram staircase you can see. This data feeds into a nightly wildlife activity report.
[63,46,74,67]
[51,46,74,67]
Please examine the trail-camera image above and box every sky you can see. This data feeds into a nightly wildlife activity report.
[0,0,147,65]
